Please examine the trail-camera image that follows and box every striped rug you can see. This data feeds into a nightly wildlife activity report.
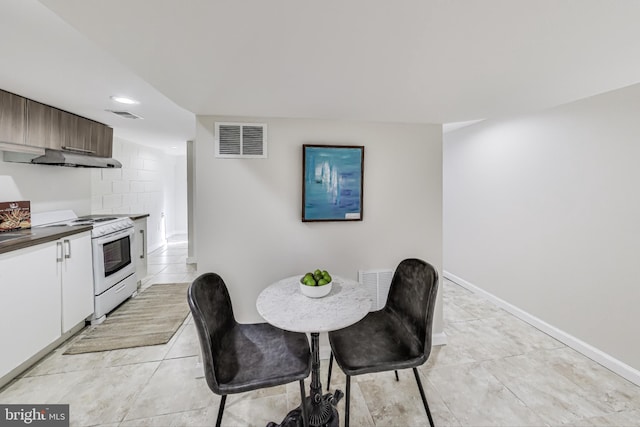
[63,282,190,354]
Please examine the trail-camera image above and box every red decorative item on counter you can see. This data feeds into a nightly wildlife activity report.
[0,201,31,231]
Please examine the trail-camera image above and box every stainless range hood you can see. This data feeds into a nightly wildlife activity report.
[30,149,122,168]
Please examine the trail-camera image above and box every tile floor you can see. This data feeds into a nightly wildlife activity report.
[1,238,640,426]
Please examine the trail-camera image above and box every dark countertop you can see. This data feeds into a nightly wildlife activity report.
[0,225,93,255]
[109,213,150,220]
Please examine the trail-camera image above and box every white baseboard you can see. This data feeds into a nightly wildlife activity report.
[432,332,448,346]
[444,271,640,387]
[148,241,165,254]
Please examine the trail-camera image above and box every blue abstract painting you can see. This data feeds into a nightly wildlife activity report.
[302,145,364,221]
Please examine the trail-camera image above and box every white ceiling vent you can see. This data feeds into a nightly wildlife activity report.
[215,122,267,158]
[106,110,143,120]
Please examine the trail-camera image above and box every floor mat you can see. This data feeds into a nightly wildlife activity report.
[63,282,190,354]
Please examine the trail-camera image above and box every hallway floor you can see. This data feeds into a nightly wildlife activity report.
[1,239,639,426]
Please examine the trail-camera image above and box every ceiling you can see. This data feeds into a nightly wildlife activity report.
[2,1,640,153]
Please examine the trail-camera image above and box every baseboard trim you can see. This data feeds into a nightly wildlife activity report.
[432,332,448,347]
[444,271,640,387]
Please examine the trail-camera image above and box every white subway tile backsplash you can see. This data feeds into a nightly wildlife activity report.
[144,181,162,192]
[91,138,184,250]
[103,194,123,209]
[131,158,144,170]
[93,208,113,215]
[130,181,145,193]
[94,180,112,196]
[91,195,103,211]
[102,168,122,181]
[121,167,137,182]
[112,180,129,194]
[129,203,144,213]
[143,159,160,171]
[137,169,159,181]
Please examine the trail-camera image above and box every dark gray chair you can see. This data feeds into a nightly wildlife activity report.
[188,273,312,427]
[327,258,439,427]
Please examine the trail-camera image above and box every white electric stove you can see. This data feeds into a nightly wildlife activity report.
[34,210,138,323]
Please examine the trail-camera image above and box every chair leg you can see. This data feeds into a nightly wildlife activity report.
[327,351,334,391]
[395,370,399,381]
[299,379,309,427]
[345,375,351,427]
[216,395,227,427]
[412,368,435,427]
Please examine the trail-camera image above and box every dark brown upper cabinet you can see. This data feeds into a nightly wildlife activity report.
[25,99,113,158]
[0,89,27,145]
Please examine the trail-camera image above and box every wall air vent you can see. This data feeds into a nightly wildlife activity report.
[358,269,394,311]
[106,110,143,120]
[215,122,267,158]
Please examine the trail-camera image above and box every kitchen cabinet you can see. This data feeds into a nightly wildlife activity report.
[25,98,113,157]
[0,242,61,381]
[60,232,94,333]
[0,89,26,145]
[0,231,93,385]
[133,217,148,285]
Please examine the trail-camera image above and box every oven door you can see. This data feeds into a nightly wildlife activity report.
[92,227,136,295]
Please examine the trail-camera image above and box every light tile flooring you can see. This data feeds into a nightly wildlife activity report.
[2,239,640,426]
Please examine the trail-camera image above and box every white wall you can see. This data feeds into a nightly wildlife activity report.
[173,154,188,235]
[195,116,444,335]
[444,83,640,372]
[91,137,187,251]
[0,158,91,214]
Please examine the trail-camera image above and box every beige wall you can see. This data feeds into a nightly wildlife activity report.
[444,83,640,374]
[195,116,444,335]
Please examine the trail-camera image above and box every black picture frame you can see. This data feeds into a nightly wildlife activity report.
[302,144,364,222]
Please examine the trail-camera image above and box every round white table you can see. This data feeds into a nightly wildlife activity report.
[257,275,371,427]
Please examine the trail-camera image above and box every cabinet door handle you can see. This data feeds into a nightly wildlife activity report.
[56,241,63,262]
[140,229,145,259]
[64,239,71,259]
[61,146,96,154]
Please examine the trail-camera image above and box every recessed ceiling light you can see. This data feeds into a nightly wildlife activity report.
[110,95,139,105]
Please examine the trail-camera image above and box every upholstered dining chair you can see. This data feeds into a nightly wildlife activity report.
[326,258,439,427]
[188,273,312,427]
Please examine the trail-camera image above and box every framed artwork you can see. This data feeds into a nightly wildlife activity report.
[302,144,364,222]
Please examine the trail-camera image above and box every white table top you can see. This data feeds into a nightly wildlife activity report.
[256,275,372,334]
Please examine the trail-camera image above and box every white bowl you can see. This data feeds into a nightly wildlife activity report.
[299,281,332,298]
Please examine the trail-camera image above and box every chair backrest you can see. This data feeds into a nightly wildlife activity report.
[384,258,439,357]
[188,272,237,394]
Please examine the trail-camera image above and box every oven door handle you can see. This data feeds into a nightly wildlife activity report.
[94,228,134,246]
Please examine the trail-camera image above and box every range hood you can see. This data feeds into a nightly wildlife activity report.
[30,149,122,168]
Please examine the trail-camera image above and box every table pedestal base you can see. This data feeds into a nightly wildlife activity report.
[267,390,343,427]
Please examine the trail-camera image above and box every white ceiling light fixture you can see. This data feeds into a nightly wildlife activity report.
[110,95,139,105]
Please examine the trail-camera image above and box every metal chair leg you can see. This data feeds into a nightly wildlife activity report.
[345,375,351,427]
[395,370,399,381]
[327,352,334,391]
[216,394,227,427]
[413,368,435,427]
[299,379,309,427]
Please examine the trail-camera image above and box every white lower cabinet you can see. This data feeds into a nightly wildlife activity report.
[0,231,93,384]
[0,243,61,380]
[133,217,148,284]
[60,233,94,333]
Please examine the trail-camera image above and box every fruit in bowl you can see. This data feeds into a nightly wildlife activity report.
[300,269,332,287]
[299,269,333,298]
